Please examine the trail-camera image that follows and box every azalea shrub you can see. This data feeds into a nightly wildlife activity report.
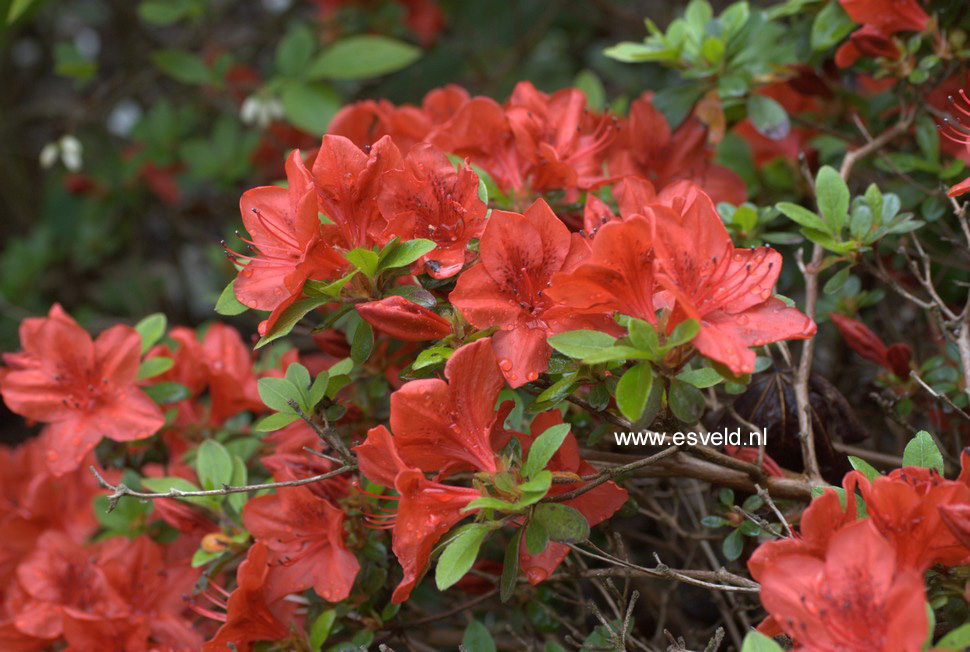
[4,0,970,651]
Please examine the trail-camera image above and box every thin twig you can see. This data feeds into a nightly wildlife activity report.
[755,483,793,538]
[89,464,356,513]
[288,399,355,465]
[546,446,681,503]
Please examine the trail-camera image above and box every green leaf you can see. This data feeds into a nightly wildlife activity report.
[937,623,970,650]
[533,503,590,544]
[379,238,436,272]
[462,620,497,652]
[627,318,659,357]
[280,82,340,135]
[276,25,315,77]
[215,280,248,315]
[547,330,617,359]
[227,455,248,513]
[307,35,421,80]
[518,470,552,494]
[815,165,849,235]
[810,0,855,51]
[747,95,790,140]
[308,370,330,409]
[581,345,653,365]
[142,382,190,404]
[522,423,571,479]
[196,440,234,492]
[151,49,212,85]
[847,455,881,482]
[574,69,605,111]
[137,356,173,381]
[500,532,520,602]
[902,430,944,474]
[345,248,380,278]
[823,266,852,295]
[285,362,312,407]
[412,346,454,370]
[616,362,654,422]
[675,367,723,389]
[7,0,38,23]
[303,272,356,299]
[776,202,827,232]
[257,376,301,414]
[138,0,203,25]
[351,320,374,363]
[668,379,705,423]
[664,319,700,349]
[309,609,337,650]
[256,297,330,349]
[134,313,167,354]
[740,630,784,652]
[435,524,490,590]
[525,518,549,555]
[722,528,744,561]
[253,411,301,432]
[329,357,353,376]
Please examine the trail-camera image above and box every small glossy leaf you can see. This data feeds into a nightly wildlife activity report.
[134,313,167,354]
[668,379,705,423]
[379,238,436,271]
[215,280,248,315]
[351,320,375,363]
[547,330,617,359]
[500,533,520,602]
[741,630,784,652]
[462,620,496,652]
[815,165,849,235]
[137,357,173,381]
[747,95,790,140]
[196,440,234,492]
[722,528,744,561]
[847,455,881,482]
[257,377,301,414]
[525,518,549,555]
[902,430,944,474]
[435,523,490,590]
[307,35,420,80]
[522,423,571,479]
[532,503,589,544]
[616,362,654,422]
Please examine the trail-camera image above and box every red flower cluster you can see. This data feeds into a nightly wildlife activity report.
[750,453,970,650]
[835,0,929,67]
[0,305,165,476]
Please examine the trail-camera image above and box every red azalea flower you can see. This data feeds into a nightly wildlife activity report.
[853,466,970,571]
[546,215,657,322]
[834,24,901,67]
[200,323,265,425]
[229,149,346,313]
[201,543,292,652]
[387,339,508,474]
[241,479,359,603]
[609,93,746,205]
[504,81,617,193]
[96,535,203,651]
[839,0,928,35]
[516,412,628,583]
[378,143,488,278]
[311,134,403,251]
[0,437,99,587]
[759,519,928,652]
[355,296,453,342]
[450,200,613,387]
[354,425,481,603]
[940,503,970,549]
[0,304,165,476]
[648,182,816,374]
[748,474,861,582]
[327,99,433,153]
[13,531,126,640]
[430,96,525,192]
[829,312,912,379]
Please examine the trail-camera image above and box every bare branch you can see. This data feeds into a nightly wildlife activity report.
[89,464,357,513]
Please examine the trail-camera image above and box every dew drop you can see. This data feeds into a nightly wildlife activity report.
[526,371,538,381]
[498,358,513,371]
[759,288,771,299]
[736,314,749,325]
[46,450,58,461]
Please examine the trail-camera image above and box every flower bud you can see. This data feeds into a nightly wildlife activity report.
[355,296,451,341]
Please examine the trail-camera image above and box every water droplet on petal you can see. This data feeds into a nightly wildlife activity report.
[760,288,771,299]
[46,450,58,461]
[736,314,749,325]
[498,358,513,371]
[526,371,538,381]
